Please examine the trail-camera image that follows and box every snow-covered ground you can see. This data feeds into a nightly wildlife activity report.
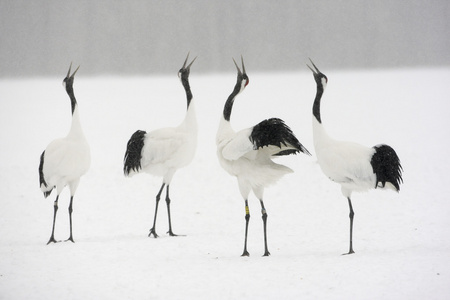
[1,67,450,299]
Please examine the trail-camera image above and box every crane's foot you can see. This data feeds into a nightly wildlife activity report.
[241,250,250,257]
[263,250,271,257]
[148,228,159,238]
[167,230,186,237]
[167,230,178,237]
[46,236,58,245]
[65,236,75,243]
[342,250,355,255]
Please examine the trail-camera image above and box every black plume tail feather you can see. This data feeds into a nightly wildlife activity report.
[39,151,53,198]
[39,151,47,188]
[250,118,311,156]
[124,130,147,176]
[371,144,403,191]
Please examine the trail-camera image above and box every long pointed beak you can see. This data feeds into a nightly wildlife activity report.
[66,62,80,79]
[232,57,242,75]
[70,65,80,78]
[67,62,73,78]
[241,55,246,74]
[186,56,197,70]
[307,58,320,74]
[182,52,190,69]
[181,52,197,70]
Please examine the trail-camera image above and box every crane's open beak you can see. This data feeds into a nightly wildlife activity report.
[232,57,242,76]
[182,52,197,70]
[71,65,80,78]
[241,55,246,74]
[66,62,80,79]
[67,62,73,78]
[307,58,320,75]
[63,63,80,87]
[233,55,246,76]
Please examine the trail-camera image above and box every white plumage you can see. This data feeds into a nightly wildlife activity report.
[39,63,91,245]
[217,127,297,194]
[139,124,196,181]
[217,57,310,256]
[313,124,378,197]
[308,59,403,254]
[123,53,197,238]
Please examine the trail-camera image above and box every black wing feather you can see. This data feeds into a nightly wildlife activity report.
[38,151,52,198]
[124,130,147,176]
[250,118,311,156]
[370,144,403,191]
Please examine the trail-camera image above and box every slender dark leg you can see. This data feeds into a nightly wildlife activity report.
[260,200,270,256]
[241,199,250,257]
[149,183,165,238]
[165,185,178,236]
[66,196,75,243]
[345,197,355,255]
[47,195,59,245]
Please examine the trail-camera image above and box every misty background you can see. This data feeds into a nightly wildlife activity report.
[1,0,449,78]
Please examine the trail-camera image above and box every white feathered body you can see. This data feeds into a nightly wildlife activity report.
[216,118,293,198]
[313,117,376,198]
[40,107,91,195]
[137,103,197,183]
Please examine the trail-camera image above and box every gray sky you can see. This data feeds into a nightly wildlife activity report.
[1,0,449,77]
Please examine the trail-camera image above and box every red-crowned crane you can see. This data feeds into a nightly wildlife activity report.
[307,59,403,254]
[123,53,197,238]
[216,57,311,256]
[38,63,91,245]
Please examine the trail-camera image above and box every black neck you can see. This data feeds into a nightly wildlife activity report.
[223,83,241,121]
[181,76,193,109]
[66,86,77,114]
[313,85,324,123]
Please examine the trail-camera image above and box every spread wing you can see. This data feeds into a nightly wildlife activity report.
[221,128,254,160]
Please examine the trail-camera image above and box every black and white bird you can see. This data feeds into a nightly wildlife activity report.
[216,57,311,256]
[39,63,91,245]
[123,53,197,238]
[307,59,403,254]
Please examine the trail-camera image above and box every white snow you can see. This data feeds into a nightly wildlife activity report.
[1,68,450,299]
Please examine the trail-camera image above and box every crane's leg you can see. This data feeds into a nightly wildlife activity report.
[345,197,355,255]
[241,199,250,256]
[260,199,270,256]
[66,196,75,243]
[149,183,165,238]
[165,185,179,236]
[47,195,59,245]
